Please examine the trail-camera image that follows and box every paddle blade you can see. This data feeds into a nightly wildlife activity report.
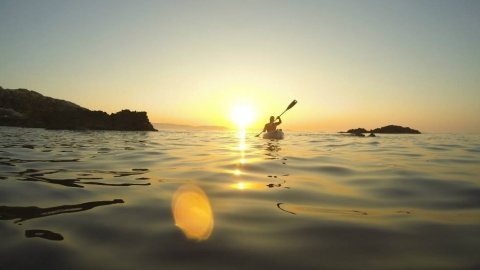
[286,100,297,110]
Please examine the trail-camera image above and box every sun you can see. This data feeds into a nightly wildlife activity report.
[231,104,254,129]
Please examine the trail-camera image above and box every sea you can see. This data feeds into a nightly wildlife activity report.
[1,126,479,270]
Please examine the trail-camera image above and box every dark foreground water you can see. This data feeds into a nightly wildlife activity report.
[1,126,480,270]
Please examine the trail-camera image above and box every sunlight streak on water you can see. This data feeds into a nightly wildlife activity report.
[231,181,264,191]
[234,182,247,190]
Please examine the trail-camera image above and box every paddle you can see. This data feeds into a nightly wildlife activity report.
[255,100,298,137]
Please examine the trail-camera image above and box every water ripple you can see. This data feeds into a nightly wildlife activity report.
[1,127,479,269]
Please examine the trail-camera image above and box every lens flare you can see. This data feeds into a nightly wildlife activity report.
[172,184,214,241]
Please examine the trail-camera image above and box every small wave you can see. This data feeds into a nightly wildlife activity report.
[325,143,356,148]
[466,148,480,153]
[423,146,448,151]
[295,165,355,176]
[430,158,479,164]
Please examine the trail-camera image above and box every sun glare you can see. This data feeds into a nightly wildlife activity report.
[231,104,254,129]
[237,182,246,190]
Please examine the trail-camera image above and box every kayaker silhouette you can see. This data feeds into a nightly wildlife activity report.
[263,116,282,133]
[254,100,297,138]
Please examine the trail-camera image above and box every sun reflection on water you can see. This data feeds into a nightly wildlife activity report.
[235,182,247,190]
[238,129,247,151]
[232,129,247,188]
[231,181,263,190]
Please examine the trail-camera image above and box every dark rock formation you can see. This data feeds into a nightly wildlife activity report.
[346,128,368,134]
[371,125,420,134]
[340,125,421,135]
[345,128,368,137]
[0,87,157,131]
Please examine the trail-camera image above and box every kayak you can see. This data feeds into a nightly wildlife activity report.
[263,129,284,140]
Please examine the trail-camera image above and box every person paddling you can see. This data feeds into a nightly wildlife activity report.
[255,100,296,138]
[263,116,282,133]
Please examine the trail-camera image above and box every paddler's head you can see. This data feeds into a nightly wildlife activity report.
[270,116,275,123]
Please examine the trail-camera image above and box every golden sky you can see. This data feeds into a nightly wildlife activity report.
[1,1,479,132]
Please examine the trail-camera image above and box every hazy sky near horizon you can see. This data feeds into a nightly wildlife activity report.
[1,0,479,132]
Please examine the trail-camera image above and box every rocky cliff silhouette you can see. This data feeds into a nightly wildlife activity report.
[343,125,421,135]
[0,87,157,131]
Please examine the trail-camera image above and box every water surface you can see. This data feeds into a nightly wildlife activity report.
[1,127,480,269]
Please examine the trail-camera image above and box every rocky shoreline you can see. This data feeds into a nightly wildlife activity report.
[0,87,157,131]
